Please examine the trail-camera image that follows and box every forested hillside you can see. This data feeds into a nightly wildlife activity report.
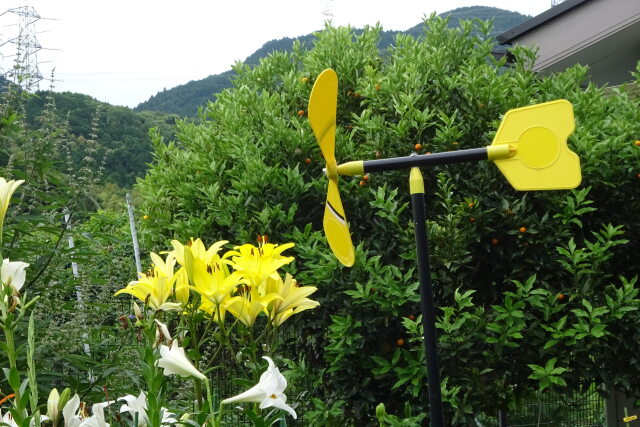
[134,6,529,116]
[24,91,178,187]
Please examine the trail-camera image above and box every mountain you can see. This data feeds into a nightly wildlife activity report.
[23,91,178,187]
[7,6,529,189]
[134,6,529,117]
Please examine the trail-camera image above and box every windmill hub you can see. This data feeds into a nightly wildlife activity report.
[325,159,338,179]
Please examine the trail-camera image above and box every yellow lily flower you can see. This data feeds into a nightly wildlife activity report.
[174,267,190,306]
[115,273,181,312]
[265,273,320,327]
[198,297,230,323]
[227,242,295,287]
[115,252,185,312]
[226,286,282,327]
[170,238,228,266]
[190,256,243,304]
[0,178,24,240]
[150,252,176,277]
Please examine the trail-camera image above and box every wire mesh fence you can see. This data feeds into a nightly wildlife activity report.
[507,383,605,427]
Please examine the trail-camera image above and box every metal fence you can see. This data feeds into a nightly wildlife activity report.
[507,384,605,427]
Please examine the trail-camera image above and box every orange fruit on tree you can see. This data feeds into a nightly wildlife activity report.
[363,174,370,181]
[635,140,640,146]
[304,158,311,164]
[297,110,305,117]
[396,338,405,347]
[414,143,423,151]
[469,217,476,222]
[491,238,499,246]
[359,180,366,187]
[519,226,527,233]
[143,215,149,220]
[557,293,565,301]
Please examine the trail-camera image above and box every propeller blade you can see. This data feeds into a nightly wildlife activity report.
[491,100,581,190]
[308,69,337,165]
[324,177,355,267]
[308,68,356,267]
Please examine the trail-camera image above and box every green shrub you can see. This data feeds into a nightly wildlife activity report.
[136,17,640,425]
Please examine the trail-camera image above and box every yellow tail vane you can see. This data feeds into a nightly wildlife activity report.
[491,100,581,191]
[324,178,355,267]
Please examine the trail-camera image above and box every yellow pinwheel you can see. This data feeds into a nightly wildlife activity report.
[308,69,355,267]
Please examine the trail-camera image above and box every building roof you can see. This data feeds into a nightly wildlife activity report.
[495,0,640,86]
[497,0,593,44]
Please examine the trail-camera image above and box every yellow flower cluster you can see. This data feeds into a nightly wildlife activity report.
[115,239,319,327]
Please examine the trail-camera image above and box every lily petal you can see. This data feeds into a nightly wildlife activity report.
[221,383,266,405]
[259,393,297,419]
[157,341,206,381]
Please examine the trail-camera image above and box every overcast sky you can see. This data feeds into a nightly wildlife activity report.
[1,1,553,108]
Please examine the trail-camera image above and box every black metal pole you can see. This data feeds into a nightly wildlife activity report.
[364,147,488,173]
[409,166,444,427]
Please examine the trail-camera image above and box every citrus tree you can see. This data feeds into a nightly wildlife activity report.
[136,17,640,424]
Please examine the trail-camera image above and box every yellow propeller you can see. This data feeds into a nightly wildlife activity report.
[308,69,355,267]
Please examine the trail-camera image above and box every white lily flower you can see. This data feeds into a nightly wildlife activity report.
[119,391,176,426]
[222,356,297,419]
[62,394,112,427]
[119,392,147,420]
[157,340,206,381]
[1,258,29,294]
[63,394,82,427]
[79,401,111,427]
[0,408,18,427]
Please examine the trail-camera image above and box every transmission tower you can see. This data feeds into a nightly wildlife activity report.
[0,0,44,90]
[322,0,334,21]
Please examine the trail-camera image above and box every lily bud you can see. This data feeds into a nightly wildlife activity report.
[376,403,387,423]
[47,388,60,424]
[133,301,143,320]
[154,319,172,347]
[58,387,72,415]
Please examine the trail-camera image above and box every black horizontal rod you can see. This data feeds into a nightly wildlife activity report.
[363,147,488,173]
